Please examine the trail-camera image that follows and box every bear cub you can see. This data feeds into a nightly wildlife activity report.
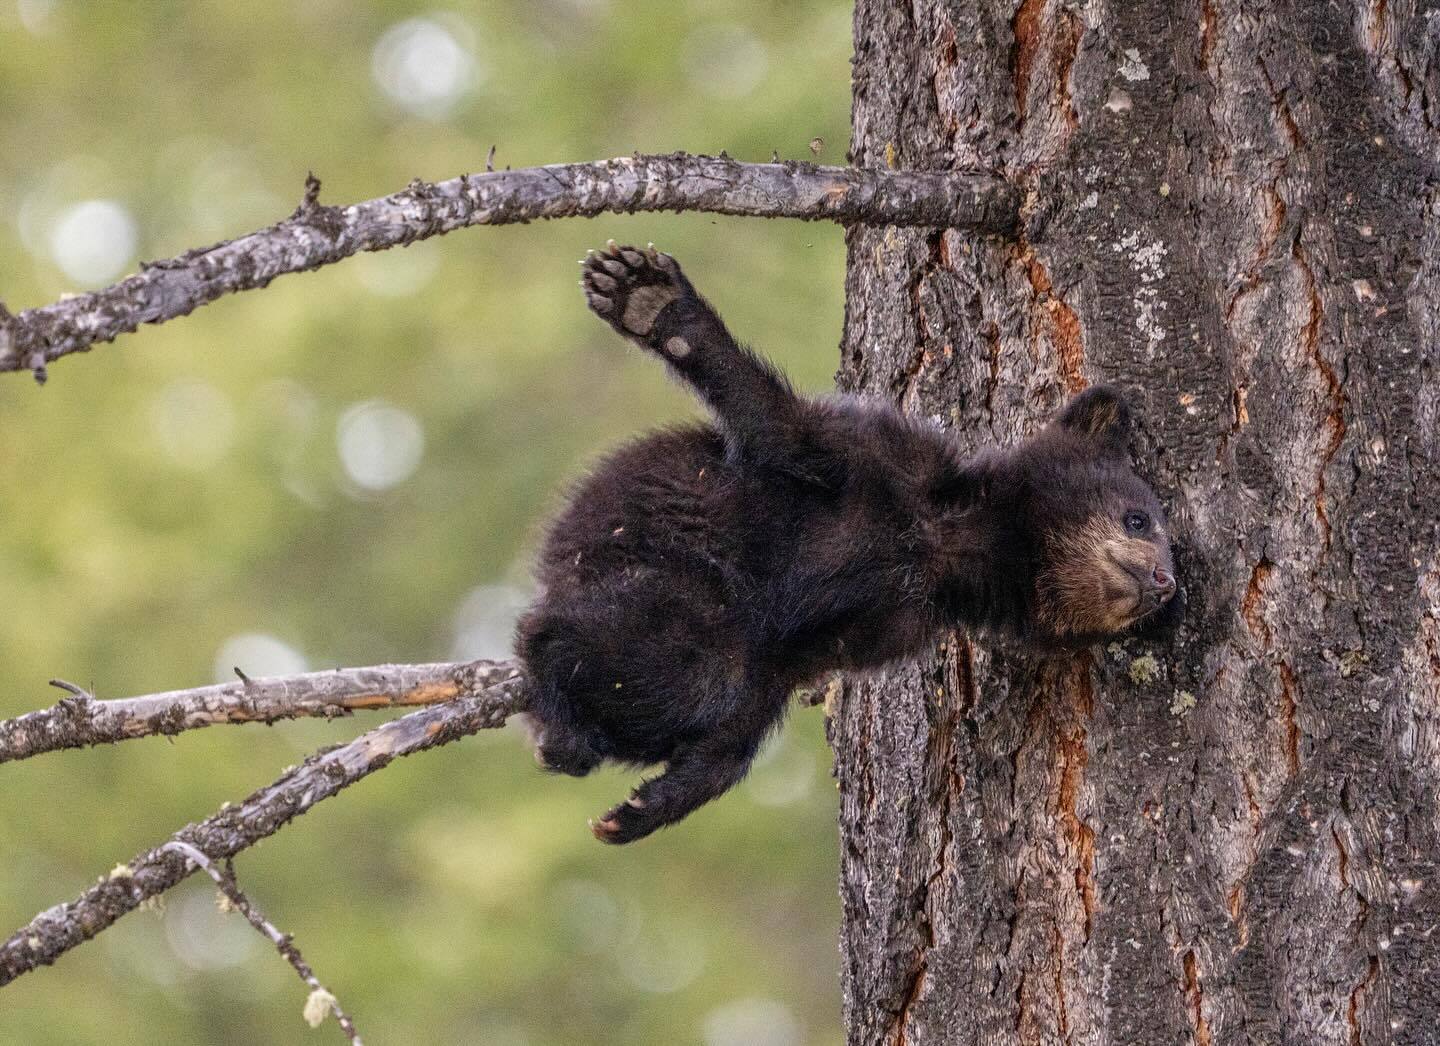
[517,243,1180,844]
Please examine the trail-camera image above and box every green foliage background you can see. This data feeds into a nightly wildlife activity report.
[0,2,852,1042]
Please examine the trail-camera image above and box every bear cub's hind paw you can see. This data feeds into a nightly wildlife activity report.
[581,242,689,344]
[589,794,658,845]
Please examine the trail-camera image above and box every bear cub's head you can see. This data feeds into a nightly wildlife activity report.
[1011,386,1180,645]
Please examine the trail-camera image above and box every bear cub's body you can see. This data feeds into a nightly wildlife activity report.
[518,244,1179,843]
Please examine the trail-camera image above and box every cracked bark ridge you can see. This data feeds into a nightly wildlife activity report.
[0,154,1018,380]
[0,659,525,764]
[0,662,521,987]
[836,1,1440,1043]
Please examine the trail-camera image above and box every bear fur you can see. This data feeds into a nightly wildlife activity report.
[516,244,1180,843]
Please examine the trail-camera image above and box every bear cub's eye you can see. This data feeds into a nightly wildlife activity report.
[1123,510,1150,534]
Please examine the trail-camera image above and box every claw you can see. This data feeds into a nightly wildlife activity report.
[590,816,622,843]
[605,239,620,255]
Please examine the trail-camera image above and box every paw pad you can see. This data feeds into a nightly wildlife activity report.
[581,243,687,340]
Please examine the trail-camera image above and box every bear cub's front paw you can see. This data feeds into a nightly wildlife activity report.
[581,242,690,345]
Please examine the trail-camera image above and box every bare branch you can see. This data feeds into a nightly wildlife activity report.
[0,666,521,987]
[0,660,524,765]
[0,153,1017,380]
[163,841,362,1045]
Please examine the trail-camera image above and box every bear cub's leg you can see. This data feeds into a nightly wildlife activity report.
[580,243,817,480]
[590,736,761,845]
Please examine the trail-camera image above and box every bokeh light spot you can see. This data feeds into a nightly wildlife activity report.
[48,199,137,285]
[451,583,529,661]
[336,400,425,491]
[703,997,801,1046]
[371,16,480,119]
[16,0,58,35]
[165,886,258,971]
[214,632,307,684]
[353,245,441,298]
[744,734,815,808]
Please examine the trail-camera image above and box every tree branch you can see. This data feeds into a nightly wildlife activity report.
[0,153,1017,381]
[162,841,362,1045]
[0,660,525,765]
[0,648,831,984]
[0,666,522,988]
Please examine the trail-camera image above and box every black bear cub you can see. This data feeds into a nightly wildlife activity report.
[517,243,1179,844]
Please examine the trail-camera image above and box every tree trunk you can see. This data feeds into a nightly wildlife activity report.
[833,1,1440,1044]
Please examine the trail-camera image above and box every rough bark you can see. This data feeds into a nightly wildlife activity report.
[0,659,524,764]
[834,2,1440,1044]
[0,663,522,987]
[0,154,1016,382]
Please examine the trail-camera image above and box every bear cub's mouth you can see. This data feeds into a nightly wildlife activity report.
[1131,563,1177,616]
[1110,556,1177,619]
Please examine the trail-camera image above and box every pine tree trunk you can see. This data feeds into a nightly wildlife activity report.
[833,1,1440,1043]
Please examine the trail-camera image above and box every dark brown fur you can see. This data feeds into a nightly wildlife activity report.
[517,244,1180,844]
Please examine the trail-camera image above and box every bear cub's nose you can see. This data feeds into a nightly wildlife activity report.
[1152,567,1177,599]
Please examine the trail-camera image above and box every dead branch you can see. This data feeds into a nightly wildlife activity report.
[0,153,1017,381]
[0,660,523,765]
[0,631,830,984]
[163,841,362,1045]
[0,666,521,988]
[0,659,829,764]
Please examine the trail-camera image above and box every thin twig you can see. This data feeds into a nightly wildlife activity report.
[0,659,525,764]
[0,153,1018,379]
[162,841,362,1045]
[0,667,522,987]
[46,679,94,700]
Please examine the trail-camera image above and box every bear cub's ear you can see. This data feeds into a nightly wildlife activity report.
[1054,385,1132,459]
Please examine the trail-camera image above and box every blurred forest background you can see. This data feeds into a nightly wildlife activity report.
[0,1,852,1042]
